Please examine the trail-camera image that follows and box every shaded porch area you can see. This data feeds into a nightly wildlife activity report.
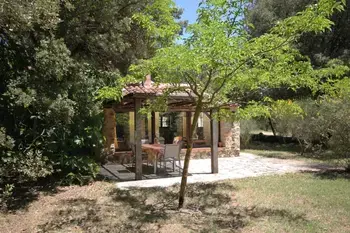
[100,147,228,181]
[103,75,240,180]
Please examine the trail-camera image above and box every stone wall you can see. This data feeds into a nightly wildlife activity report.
[221,121,240,156]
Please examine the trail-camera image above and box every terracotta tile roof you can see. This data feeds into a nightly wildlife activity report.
[122,75,189,97]
[122,83,167,96]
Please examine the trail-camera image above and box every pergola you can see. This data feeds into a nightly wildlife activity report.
[103,75,236,180]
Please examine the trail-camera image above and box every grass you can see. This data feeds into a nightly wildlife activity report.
[1,172,350,233]
[243,148,348,168]
[243,148,303,160]
[242,142,346,167]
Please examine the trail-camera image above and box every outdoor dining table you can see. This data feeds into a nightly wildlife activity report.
[142,143,165,174]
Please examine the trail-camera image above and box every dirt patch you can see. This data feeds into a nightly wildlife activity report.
[1,182,113,233]
[1,173,349,233]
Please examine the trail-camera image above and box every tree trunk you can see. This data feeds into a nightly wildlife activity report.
[178,103,202,209]
[268,117,277,136]
[297,138,305,156]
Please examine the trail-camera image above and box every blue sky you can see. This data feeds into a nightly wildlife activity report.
[174,0,200,24]
[174,0,200,42]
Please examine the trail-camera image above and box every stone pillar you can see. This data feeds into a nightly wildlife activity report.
[103,108,118,150]
[223,121,240,157]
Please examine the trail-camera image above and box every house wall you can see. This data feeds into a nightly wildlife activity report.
[221,121,240,156]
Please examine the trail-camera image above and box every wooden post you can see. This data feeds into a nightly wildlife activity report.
[186,112,191,146]
[151,111,156,144]
[103,108,118,150]
[210,109,219,173]
[134,98,142,180]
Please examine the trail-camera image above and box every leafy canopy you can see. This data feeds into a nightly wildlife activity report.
[0,0,181,189]
[127,0,347,119]
[122,0,348,208]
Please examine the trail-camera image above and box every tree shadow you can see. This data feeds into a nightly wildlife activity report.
[38,181,309,232]
[302,169,350,180]
[1,177,61,212]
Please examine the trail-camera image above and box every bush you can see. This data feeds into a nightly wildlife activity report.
[57,154,100,185]
[240,120,258,148]
[0,184,14,211]
[270,98,350,168]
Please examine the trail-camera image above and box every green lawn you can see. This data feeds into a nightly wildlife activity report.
[1,173,349,232]
[243,148,303,159]
[242,147,344,166]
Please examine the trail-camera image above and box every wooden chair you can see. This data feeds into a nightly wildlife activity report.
[160,144,181,174]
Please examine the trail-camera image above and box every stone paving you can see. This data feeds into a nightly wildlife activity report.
[115,152,330,189]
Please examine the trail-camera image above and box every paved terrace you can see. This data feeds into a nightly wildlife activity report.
[100,152,332,190]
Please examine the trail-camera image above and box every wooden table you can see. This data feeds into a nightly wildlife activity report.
[142,144,165,173]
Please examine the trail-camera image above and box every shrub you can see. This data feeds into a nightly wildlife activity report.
[270,98,350,169]
[240,120,258,148]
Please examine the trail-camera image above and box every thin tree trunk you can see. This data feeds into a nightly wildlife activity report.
[178,102,202,209]
[297,138,305,156]
[268,117,277,136]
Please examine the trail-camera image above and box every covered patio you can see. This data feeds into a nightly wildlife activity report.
[103,75,239,180]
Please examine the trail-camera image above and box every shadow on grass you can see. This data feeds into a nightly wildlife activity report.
[1,177,61,212]
[302,169,350,180]
[38,182,309,232]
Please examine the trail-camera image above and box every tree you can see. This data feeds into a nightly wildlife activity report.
[0,0,180,203]
[246,0,350,66]
[126,0,346,208]
[245,0,350,144]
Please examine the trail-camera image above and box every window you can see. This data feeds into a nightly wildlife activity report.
[160,115,169,127]
[197,113,204,127]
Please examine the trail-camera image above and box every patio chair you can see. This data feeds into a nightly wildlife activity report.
[159,144,181,174]
[172,136,183,171]
[130,142,148,166]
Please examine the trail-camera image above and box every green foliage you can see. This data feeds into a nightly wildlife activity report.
[247,0,350,66]
[58,154,100,185]
[0,128,53,184]
[240,120,259,148]
[0,0,181,193]
[270,97,350,168]
[133,0,181,46]
[125,0,346,207]
[0,184,14,211]
[128,0,345,115]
